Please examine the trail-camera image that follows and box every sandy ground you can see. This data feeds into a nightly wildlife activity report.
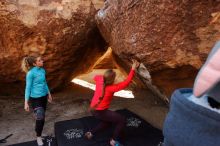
[0,70,168,145]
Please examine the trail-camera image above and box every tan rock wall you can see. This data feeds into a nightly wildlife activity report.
[96,0,220,99]
[0,0,106,95]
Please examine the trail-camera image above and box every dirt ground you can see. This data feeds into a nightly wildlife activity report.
[0,72,168,145]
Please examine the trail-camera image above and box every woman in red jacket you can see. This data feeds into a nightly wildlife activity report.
[85,60,140,146]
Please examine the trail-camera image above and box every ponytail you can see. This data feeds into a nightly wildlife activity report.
[21,57,29,73]
[21,55,39,73]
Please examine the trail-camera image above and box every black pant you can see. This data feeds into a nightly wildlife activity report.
[208,96,220,109]
[90,109,125,141]
[30,95,48,137]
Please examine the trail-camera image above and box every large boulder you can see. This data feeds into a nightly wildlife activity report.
[93,47,116,69]
[0,0,106,95]
[96,0,220,100]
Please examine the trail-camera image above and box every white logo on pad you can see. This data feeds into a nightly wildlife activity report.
[127,117,142,128]
[64,129,84,139]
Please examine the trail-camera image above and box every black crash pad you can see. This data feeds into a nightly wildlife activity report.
[55,109,163,146]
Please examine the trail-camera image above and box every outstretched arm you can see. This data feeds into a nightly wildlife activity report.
[108,60,139,92]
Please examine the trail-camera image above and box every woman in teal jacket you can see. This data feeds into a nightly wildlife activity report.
[22,54,52,146]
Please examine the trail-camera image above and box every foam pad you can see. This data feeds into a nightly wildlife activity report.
[163,88,220,146]
[55,109,163,146]
[193,41,220,97]
[9,136,57,146]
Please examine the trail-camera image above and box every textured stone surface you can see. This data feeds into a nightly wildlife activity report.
[96,0,220,99]
[0,0,106,95]
[93,47,116,69]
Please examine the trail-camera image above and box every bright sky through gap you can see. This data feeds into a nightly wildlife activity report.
[72,78,134,98]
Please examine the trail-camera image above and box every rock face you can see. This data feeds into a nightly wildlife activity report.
[1,0,220,100]
[0,0,106,95]
[96,0,220,100]
[93,47,116,69]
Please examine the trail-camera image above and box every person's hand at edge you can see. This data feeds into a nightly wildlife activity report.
[48,93,53,103]
[132,59,140,70]
[24,100,29,112]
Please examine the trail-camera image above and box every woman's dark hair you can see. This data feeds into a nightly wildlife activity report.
[104,69,116,85]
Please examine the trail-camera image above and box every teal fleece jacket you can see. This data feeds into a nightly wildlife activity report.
[25,67,50,101]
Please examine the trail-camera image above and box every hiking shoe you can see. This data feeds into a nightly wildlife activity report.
[110,139,123,146]
[37,137,44,146]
